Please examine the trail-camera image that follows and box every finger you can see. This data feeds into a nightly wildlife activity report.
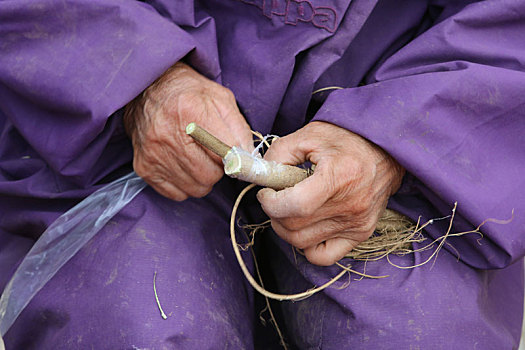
[225,111,254,152]
[272,214,373,250]
[274,198,360,231]
[303,237,359,266]
[270,219,329,250]
[207,93,254,153]
[178,148,225,189]
[272,215,368,249]
[174,92,227,160]
[135,150,215,199]
[211,85,254,152]
[152,171,215,200]
[256,171,332,219]
[143,111,225,189]
[163,162,217,198]
[148,177,188,202]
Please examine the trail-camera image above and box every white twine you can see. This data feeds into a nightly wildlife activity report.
[252,134,279,157]
[223,134,280,183]
[249,134,280,180]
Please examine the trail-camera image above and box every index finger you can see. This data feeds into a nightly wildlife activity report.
[256,167,332,219]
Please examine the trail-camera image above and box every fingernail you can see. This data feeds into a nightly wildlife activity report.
[256,188,273,202]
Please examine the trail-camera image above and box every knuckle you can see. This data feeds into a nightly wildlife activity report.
[325,219,346,235]
[196,166,222,186]
[218,85,236,101]
[285,228,318,250]
[361,218,378,234]
[153,180,188,202]
[190,185,213,198]
[133,158,150,180]
[171,192,189,202]
[348,196,372,217]
[305,251,333,266]
[177,92,205,117]
[176,96,194,117]
[148,176,165,187]
[352,202,368,217]
[291,236,309,250]
[280,217,304,232]
[343,159,364,177]
[283,230,301,247]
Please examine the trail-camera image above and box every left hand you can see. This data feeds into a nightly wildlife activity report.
[124,62,253,201]
[257,121,405,266]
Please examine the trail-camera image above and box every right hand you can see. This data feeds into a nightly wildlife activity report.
[124,62,253,201]
[256,121,405,266]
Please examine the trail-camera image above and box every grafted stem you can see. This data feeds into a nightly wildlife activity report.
[186,122,309,190]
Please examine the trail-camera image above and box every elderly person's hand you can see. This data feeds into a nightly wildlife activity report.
[124,62,253,201]
[257,121,405,266]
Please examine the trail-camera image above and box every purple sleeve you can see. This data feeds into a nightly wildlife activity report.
[0,0,215,187]
[312,0,525,269]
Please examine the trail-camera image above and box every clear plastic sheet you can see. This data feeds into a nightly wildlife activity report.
[0,172,146,336]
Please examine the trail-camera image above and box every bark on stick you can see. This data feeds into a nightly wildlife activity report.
[186,122,230,158]
[186,123,309,190]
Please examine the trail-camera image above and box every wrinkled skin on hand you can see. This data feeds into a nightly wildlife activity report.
[124,62,253,201]
[257,121,405,266]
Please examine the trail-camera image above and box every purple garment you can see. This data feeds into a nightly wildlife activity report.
[1,0,524,348]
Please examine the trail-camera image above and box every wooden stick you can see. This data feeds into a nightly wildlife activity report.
[186,123,309,190]
[223,150,309,190]
[186,122,230,158]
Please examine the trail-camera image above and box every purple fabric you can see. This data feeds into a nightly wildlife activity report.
[313,1,525,269]
[265,232,523,349]
[4,181,257,349]
[1,0,524,348]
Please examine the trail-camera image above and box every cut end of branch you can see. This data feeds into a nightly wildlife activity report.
[185,122,231,158]
[224,150,242,176]
[185,122,196,135]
